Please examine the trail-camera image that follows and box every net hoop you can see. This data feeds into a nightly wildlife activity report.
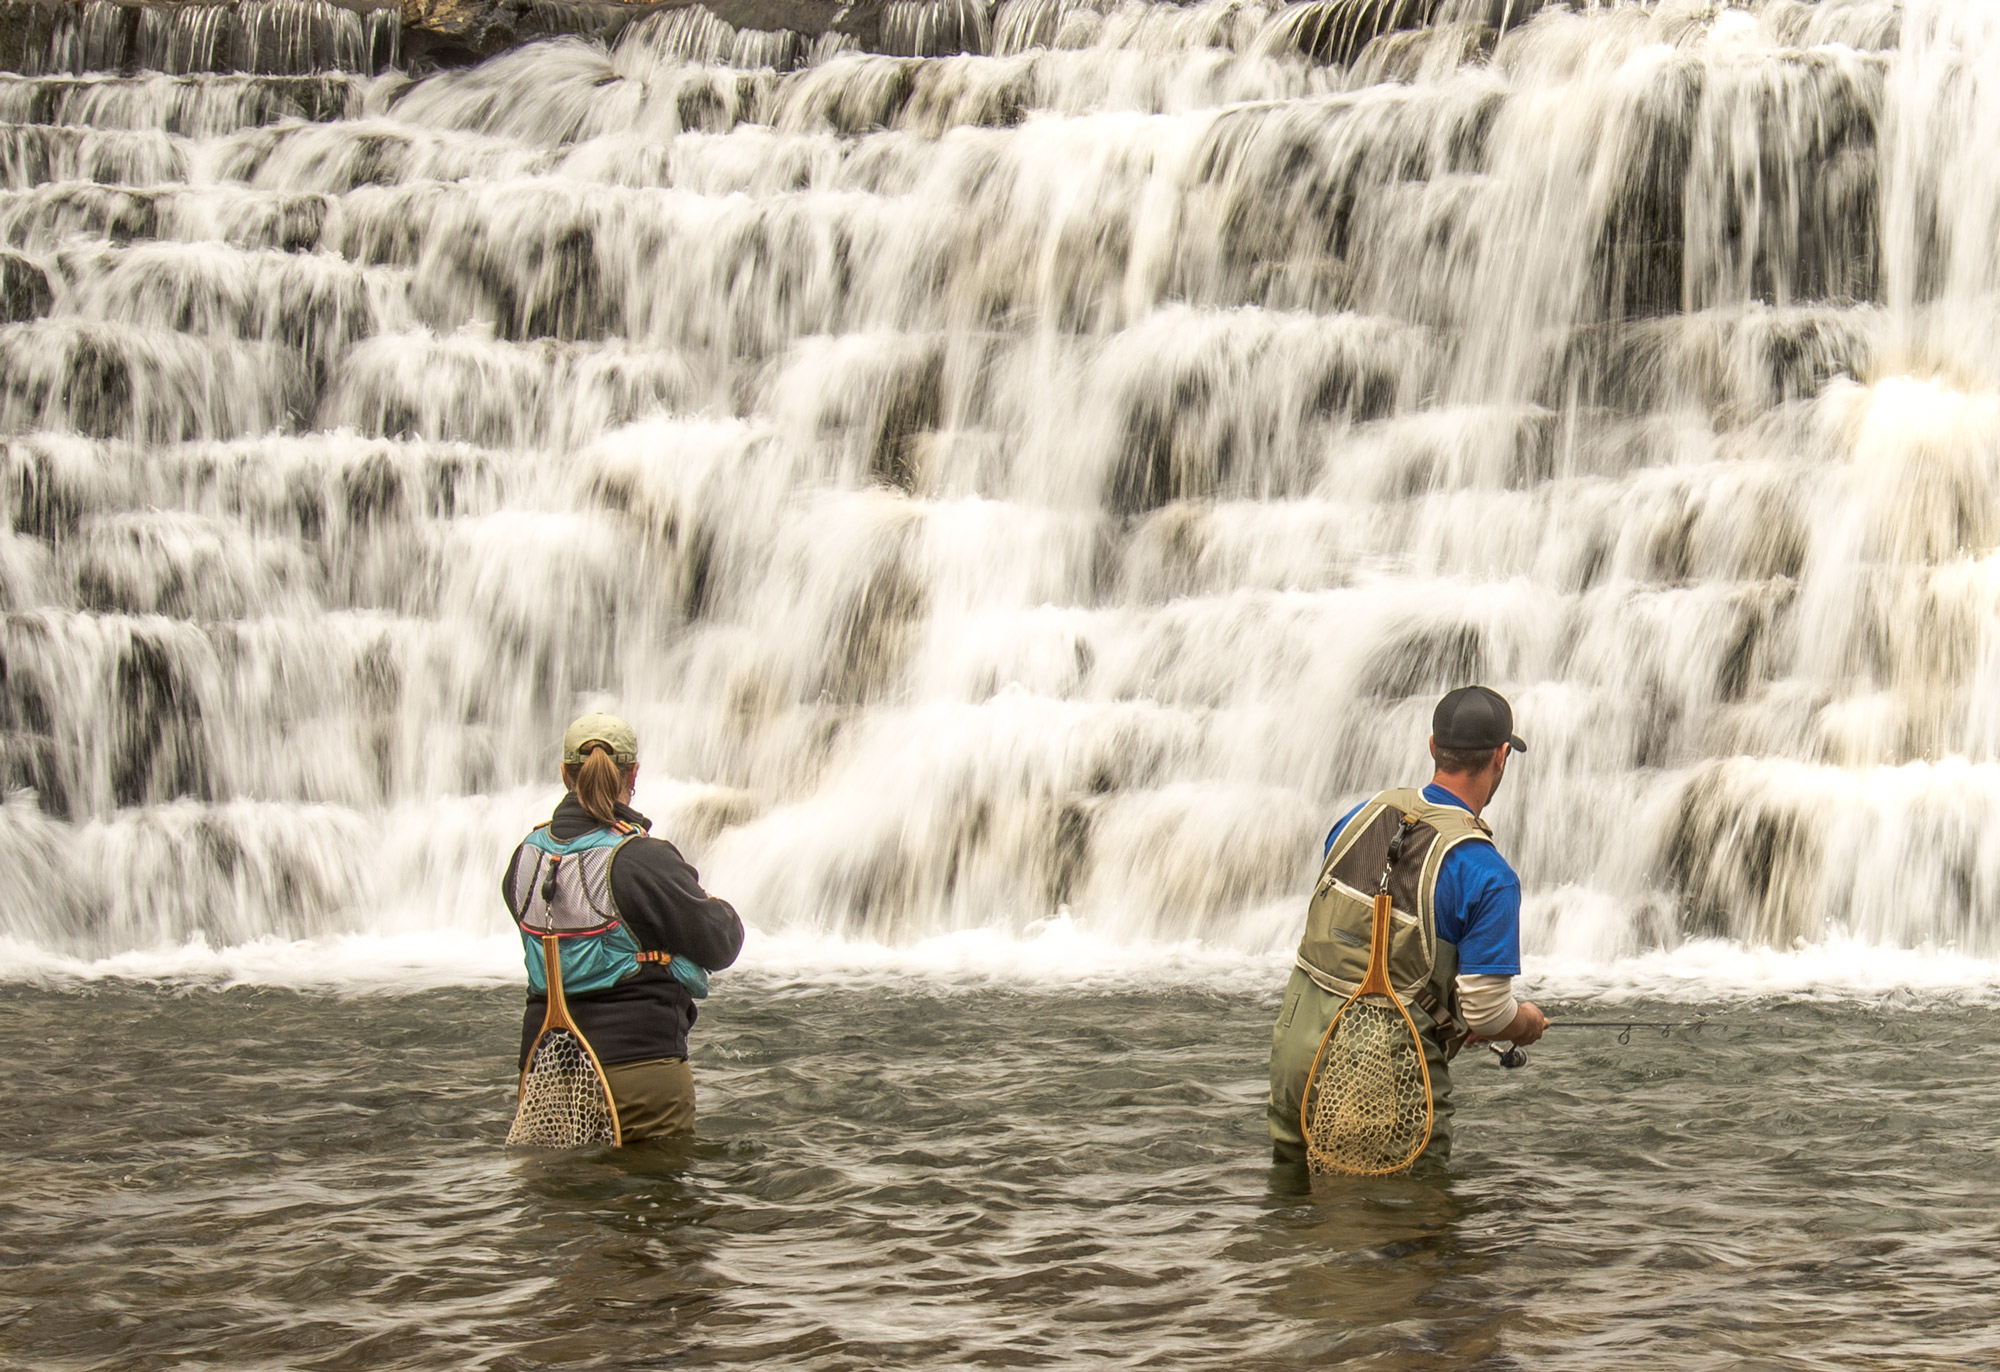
[1300,988,1435,1176]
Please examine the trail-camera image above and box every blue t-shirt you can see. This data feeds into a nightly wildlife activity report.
[1322,783,1522,976]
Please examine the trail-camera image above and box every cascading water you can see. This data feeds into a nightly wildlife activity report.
[1,0,1995,993]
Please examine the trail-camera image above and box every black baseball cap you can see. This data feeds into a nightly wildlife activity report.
[1433,686,1526,753]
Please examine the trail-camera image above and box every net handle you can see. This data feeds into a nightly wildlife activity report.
[539,933,576,1035]
[1355,891,1395,997]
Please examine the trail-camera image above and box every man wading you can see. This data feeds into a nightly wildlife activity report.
[503,712,744,1141]
[1268,686,1547,1168]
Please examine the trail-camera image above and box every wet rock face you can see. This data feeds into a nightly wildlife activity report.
[0,0,984,75]
[0,0,1537,74]
[0,251,53,323]
[395,0,645,67]
[396,0,960,68]
[0,0,402,74]
[0,2,62,72]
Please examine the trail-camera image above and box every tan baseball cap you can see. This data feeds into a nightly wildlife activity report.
[562,712,638,766]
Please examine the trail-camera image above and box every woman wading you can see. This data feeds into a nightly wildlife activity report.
[502,712,744,1141]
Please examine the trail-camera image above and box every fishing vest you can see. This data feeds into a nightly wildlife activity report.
[1295,787,1495,1060]
[508,821,709,1000]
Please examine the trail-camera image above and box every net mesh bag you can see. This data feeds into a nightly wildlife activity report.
[507,1026,619,1148]
[1302,994,1433,1177]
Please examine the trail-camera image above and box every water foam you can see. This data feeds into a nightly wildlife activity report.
[9,906,1998,1007]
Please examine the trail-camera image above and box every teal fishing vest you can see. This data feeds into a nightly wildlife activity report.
[1295,787,1493,1059]
[509,821,709,999]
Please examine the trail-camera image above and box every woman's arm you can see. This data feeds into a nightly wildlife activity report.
[611,837,745,971]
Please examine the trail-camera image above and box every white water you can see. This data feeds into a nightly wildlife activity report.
[4,0,1999,1001]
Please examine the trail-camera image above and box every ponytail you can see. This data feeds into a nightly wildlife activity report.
[563,743,630,826]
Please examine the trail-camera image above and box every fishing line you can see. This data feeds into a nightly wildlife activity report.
[1496,1020,1712,1072]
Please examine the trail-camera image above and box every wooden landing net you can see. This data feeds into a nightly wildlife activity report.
[508,934,621,1149]
[1300,820,1434,1177]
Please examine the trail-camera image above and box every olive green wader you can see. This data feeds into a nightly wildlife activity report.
[602,1056,696,1140]
[1268,789,1492,1168]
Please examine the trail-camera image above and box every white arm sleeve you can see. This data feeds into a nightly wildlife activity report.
[1455,973,1519,1037]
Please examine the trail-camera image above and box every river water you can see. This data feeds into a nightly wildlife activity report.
[6,982,1999,1369]
[5,0,2000,1363]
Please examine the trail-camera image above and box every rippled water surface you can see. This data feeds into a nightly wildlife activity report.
[7,982,1998,1370]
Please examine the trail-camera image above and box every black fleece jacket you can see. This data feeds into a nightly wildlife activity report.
[507,795,744,1068]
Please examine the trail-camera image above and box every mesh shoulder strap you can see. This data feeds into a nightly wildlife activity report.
[514,827,639,934]
[507,827,553,918]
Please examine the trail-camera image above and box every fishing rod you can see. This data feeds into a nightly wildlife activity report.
[1487,1015,1714,1068]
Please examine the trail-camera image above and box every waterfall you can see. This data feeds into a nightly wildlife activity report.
[2,0,1996,989]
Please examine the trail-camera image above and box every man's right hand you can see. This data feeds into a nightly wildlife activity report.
[1503,1000,1548,1046]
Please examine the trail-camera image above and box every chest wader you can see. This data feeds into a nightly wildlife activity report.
[1269,788,1494,1165]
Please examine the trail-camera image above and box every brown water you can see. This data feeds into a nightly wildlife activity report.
[6,981,1998,1370]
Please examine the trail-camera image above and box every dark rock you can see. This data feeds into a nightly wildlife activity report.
[0,0,61,73]
[0,251,52,323]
